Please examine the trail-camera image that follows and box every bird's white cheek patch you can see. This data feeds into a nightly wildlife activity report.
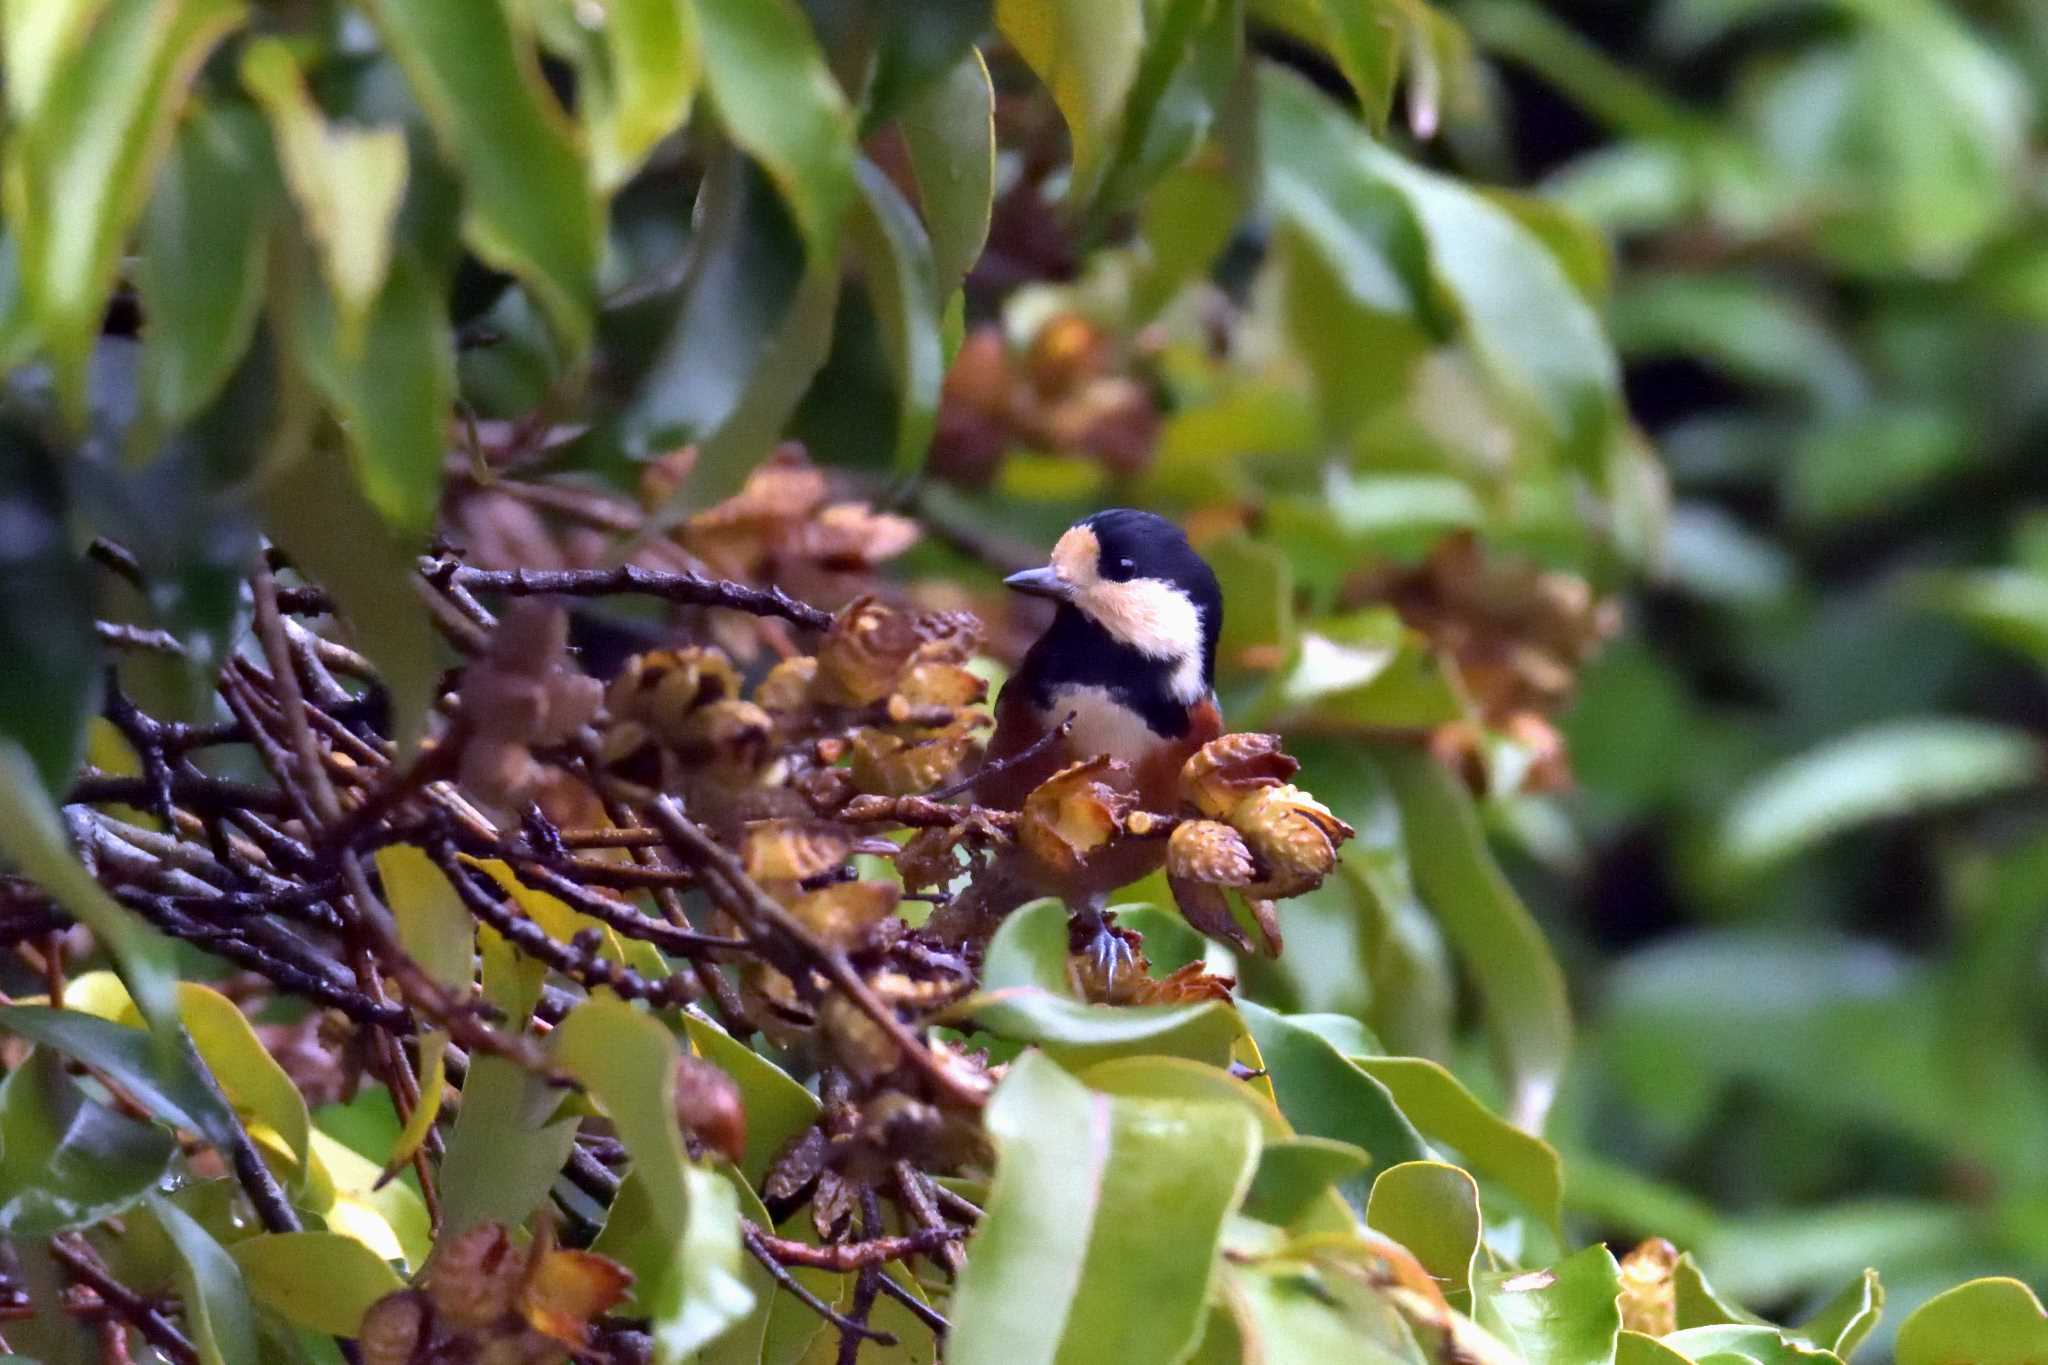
[1079,578,1204,699]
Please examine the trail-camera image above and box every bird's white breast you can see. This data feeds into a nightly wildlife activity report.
[1041,685,1159,768]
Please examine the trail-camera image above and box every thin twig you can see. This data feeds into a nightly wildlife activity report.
[435,562,834,631]
[740,1227,897,1347]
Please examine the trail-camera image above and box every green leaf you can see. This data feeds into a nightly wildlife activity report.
[694,0,858,262]
[1718,719,2042,876]
[229,1232,404,1338]
[1237,998,1428,1182]
[948,1050,1260,1365]
[436,1053,578,1238]
[981,897,1073,992]
[0,1004,240,1149]
[1472,1244,1622,1365]
[0,428,99,794]
[1250,0,1400,131]
[898,49,996,296]
[1089,0,1243,220]
[0,1049,175,1237]
[375,846,477,992]
[995,0,1144,203]
[1895,1278,2048,1365]
[2,0,244,419]
[681,1012,821,1186]
[258,434,443,752]
[137,101,279,425]
[1216,1227,1433,1364]
[364,0,599,357]
[169,983,312,1194]
[1916,568,2048,668]
[584,0,702,193]
[150,1192,260,1365]
[554,996,754,1360]
[1207,533,1295,675]
[1352,1055,1562,1232]
[1617,1331,1694,1365]
[1365,1161,1480,1304]
[861,0,993,129]
[1261,66,1622,475]
[1663,1326,1841,1365]
[1375,746,1572,1133]
[849,158,944,474]
[240,40,406,353]
[1245,1136,1374,1227]
[1796,1271,1882,1360]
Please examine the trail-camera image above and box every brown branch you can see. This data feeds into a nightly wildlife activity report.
[739,1226,897,1346]
[434,562,834,631]
[51,1239,198,1365]
[743,1224,963,1273]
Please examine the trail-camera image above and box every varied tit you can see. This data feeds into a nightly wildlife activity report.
[976,508,1225,965]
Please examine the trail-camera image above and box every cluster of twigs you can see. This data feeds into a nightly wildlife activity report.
[7,542,1048,1363]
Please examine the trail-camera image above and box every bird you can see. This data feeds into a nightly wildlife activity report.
[970,507,1225,969]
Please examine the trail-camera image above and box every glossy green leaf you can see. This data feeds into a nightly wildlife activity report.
[1672,1252,1768,1330]
[2,0,244,418]
[948,1050,1260,1365]
[861,0,992,129]
[1237,999,1428,1181]
[0,1000,242,1147]
[1617,1331,1694,1365]
[554,996,754,1361]
[1376,745,1572,1133]
[1353,1055,1562,1232]
[1250,0,1400,130]
[167,983,312,1193]
[995,0,1144,202]
[1078,1053,1289,1137]
[1261,66,1622,475]
[1797,1271,1882,1360]
[229,1232,404,1338]
[1718,719,2042,876]
[1663,1325,1841,1365]
[981,897,1072,992]
[137,101,279,425]
[436,1052,578,1237]
[0,1049,175,1237]
[241,40,405,352]
[694,0,857,262]
[1472,1244,1621,1365]
[1089,0,1242,219]
[898,49,996,296]
[1366,1161,1481,1303]
[1246,1136,1374,1227]
[849,158,944,473]
[0,407,98,795]
[1895,1277,2048,1365]
[364,0,598,356]
[586,0,702,192]
[682,1011,821,1185]
[1216,1226,1433,1365]
[258,433,442,752]
[151,1192,260,1365]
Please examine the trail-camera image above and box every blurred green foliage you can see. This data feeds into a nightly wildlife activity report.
[2,0,2047,1361]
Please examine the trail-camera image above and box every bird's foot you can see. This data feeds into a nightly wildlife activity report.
[1070,907,1139,986]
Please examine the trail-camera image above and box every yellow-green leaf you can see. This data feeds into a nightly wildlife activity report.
[995,0,1143,203]
[229,1231,404,1338]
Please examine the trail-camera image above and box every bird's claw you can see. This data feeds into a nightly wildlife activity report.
[1073,909,1138,984]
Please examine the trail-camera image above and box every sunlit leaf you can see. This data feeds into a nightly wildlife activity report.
[364,0,599,357]
[948,1050,1260,1365]
[1472,1244,1622,1365]
[1895,1277,2048,1365]
[1237,998,1427,1182]
[229,1232,405,1338]
[1366,1161,1481,1304]
[2,0,244,418]
[996,0,1143,203]
[1353,1055,1562,1232]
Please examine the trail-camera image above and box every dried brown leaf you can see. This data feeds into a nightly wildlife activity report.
[1180,733,1299,819]
[1019,757,1134,874]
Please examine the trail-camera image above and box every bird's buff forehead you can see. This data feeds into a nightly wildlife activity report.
[1050,525,1101,586]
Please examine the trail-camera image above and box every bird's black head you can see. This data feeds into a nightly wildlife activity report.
[1005,508,1222,700]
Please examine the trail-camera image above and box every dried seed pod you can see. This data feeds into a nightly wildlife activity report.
[795,501,922,570]
[673,1054,747,1166]
[535,671,603,746]
[787,880,900,952]
[595,719,673,795]
[607,647,743,742]
[743,819,854,883]
[520,1248,634,1350]
[1617,1238,1679,1337]
[1165,819,1257,887]
[1168,876,1259,957]
[426,1222,530,1330]
[909,609,984,665]
[1180,733,1299,820]
[848,723,979,796]
[1019,757,1135,874]
[359,1290,431,1365]
[898,826,964,895]
[816,596,923,705]
[764,1124,830,1202]
[892,660,987,711]
[459,733,543,811]
[812,1168,859,1240]
[754,655,819,717]
[819,992,902,1086]
[673,700,776,778]
[1232,784,1354,898]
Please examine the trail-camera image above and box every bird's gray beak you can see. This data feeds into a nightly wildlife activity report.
[1004,565,1071,601]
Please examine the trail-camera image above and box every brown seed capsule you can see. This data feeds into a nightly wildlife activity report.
[536,671,604,746]
[787,881,900,952]
[1165,819,1257,887]
[673,700,776,778]
[819,992,902,1086]
[427,1222,530,1330]
[358,1290,432,1365]
[1231,784,1353,898]
[595,719,673,795]
[1019,757,1134,874]
[754,655,820,718]
[673,1054,748,1167]
[848,723,978,796]
[519,1248,634,1349]
[743,819,854,883]
[892,660,987,711]
[1168,876,1258,957]
[1180,733,1300,819]
[811,1168,859,1241]
[897,826,965,895]
[795,501,922,570]
[1617,1238,1679,1337]
[816,596,923,705]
